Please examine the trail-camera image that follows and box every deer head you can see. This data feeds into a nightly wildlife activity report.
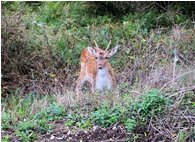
[87,40,119,70]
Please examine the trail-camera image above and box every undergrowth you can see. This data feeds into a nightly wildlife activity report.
[1,89,172,141]
[2,88,194,141]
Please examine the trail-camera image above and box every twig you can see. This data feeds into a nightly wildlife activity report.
[170,92,185,109]
[160,70,195,91]
[172,48,178,87]
[129,91,143,96]
[166,85,195,98]
[153,2,167,11]
[142,44,158,59]
[94,138,130,142]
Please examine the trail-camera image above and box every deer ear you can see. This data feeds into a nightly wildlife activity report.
[109,45,120,57]
[87,47,96,55]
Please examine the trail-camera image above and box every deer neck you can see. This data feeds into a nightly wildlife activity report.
[97,66,109,76]
[96,66,112,90]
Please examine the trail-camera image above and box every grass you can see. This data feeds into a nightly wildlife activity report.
[2,88,194,141]
[5,1,192,67]
[1,93,65,141]
[1,89,171,141]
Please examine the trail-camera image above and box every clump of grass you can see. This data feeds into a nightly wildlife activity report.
[138,89,168,117]
[2,86,195,141]
[1,93,66,141]
[68,89,170,132]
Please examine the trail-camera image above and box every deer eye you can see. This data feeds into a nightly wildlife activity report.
[105,57,108,59]
[95,57,98,59]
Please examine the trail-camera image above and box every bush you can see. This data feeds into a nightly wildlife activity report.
[1,112,12,129]
[88,2,195,17]
[91,104,120,127]
[91,89,170,132]
[86,2,147,16]
[1,94,66,141]
[138,89,168,117]
[34,102,65,120]
[122,118,137,132]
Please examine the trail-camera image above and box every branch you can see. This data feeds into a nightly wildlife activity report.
[160,70,195,91]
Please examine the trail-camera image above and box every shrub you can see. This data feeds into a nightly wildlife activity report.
[15,129,37,142]
[34,102,65,120]
[1,112,12,129]
[138,89,168,118]
[65,109,92,129]
[122,118,137,132]
[91,103,122,127]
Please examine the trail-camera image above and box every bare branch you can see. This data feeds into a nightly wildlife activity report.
[160,70,195,91]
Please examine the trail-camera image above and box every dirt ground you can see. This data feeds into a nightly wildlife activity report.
[2,119,135,142]
[35,120,132,142]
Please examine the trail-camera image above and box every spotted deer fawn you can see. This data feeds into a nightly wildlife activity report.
[76,40,119,95]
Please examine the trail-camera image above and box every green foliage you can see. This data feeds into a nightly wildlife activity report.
[109,90,168,131]
[2,135,10,142]
[2,88,193,141]
[1,112,12,129]
[16,94,36,118]
[91,104,120,127]
[34,102,65,120]
[15,129,37,142]
[138,89,168,117]
[1,93,66,141]
[122,118,137,132]
[39,2,66,25]
[2,1,194,95]
[90,89,170,132]
[65,111,92,129]
[17,120,35,131]
[123,89,169,131]
[1,1,21,11]
[16,116,50,141]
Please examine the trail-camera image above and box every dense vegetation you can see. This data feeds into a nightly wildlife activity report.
[1,2,195,142]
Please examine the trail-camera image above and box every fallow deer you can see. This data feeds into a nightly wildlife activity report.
[76,40,119,95]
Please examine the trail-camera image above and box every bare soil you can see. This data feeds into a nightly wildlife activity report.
[35,120,132,142]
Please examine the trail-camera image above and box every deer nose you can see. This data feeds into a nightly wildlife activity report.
[98,66,102,69]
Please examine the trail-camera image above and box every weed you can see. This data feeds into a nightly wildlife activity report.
[91,104,119,127]
[1,93,66,141]
[15,129,37,142]
[138,89,169,118]
[2,135,10,142]
[90,89,170,132]
[122,118,137,132]
[65,110,92,129]
[13,102,64,141]
[1,112,12,129]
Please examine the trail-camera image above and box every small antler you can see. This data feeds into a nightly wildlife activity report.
[94,40,99,49]
[106,40,111,51]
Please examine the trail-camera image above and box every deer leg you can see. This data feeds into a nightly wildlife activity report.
[76,72,86,99]
[90,76,96,93]
[76,79,81,96]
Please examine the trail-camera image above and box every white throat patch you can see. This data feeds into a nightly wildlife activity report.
[95,67,112,91]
